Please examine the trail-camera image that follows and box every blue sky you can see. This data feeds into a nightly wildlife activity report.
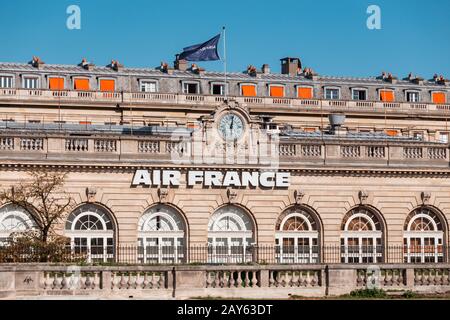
[0,0,449,78]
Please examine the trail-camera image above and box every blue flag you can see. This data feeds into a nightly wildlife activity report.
[178,34,221,61]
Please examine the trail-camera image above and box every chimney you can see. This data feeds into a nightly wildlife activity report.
[109,60,124,72]
[79,58,95,71]
[262,64,270,74]
[30,56,45,69]
[174,55,188,71]
[280,57,301,76]
[328,113,346,135]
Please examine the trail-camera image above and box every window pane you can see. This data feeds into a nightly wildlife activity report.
[212,84,224,95]
[326,89,339,100]
[184,83,198,94]
[24,78,38,89]
[141,81,157,93]
[0,76,13,88]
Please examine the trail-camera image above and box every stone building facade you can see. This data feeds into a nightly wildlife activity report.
[0,57,449,265]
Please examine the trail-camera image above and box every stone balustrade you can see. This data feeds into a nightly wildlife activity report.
[1,88,450,116]
[0,133,448,168]
[2,264,450,299]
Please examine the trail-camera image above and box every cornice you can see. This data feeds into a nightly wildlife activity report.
[1,162,450,178]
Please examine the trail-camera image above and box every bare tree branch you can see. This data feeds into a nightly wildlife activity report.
[0,170,75,243]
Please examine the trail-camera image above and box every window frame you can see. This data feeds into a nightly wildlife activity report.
[295,85,314,99]
[324,86,341,100]
[239,83,258,97]
[0,74,15,89]
[72,76,91,91]
[351,87,368,101]
[431,91,447,105]
[21,75,41,89]
[182,81,200,95]
[378,88,395,102]
[438,132,449,143]
[139,79,159,93]
[47,76,66,91]
[268,84,285,98]
[405,90,421,103]
[210,81,228,96]
[98,77,117,92]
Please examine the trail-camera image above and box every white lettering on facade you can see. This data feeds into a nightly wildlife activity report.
[132,170,291,188]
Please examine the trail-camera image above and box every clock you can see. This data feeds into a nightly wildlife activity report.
[218,113,245,141]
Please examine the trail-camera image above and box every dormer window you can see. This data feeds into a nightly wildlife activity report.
[297,86,313,99]
[406,91,420,102]
[0,76,13,88]
[48,77,65,90]
[211,83,226,95]
[74,78,90,91]
[325,87,340,100]
[99,78,115,92]
[240,83,257,97]
[140,80,157,93]
[379,89,395,102]
[432,91,446,105]
[269,85,284,97]
[352,88,367,101]
[182,82,199,94]
[23,77,39,89]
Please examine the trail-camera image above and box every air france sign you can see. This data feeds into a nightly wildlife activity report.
[132,170,290,188]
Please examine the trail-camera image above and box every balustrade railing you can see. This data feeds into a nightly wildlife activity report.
[1,89,450,116]
[0,137,14,150]
[94,139,117,153]
[20,138,44,151]
[65,138,89,152]
[138,141,160,153]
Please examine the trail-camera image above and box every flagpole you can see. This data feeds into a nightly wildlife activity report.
[222,26,228,102]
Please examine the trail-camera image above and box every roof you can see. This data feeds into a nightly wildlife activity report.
[0,62,446,87]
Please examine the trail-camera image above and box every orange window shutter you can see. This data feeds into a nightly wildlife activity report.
[74,79,90,91]
[49,77,64,90]
[432,92,446,104]
[298,87,313,99]
[100,79,115,92]
[270,86,284,97]
[385,130,398,137]
[241,85,256,97]
[380,90,394,102]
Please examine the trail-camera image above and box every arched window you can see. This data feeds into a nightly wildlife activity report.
[0,204,37,244]
[275,207,320,263]
[65,204,115,263]
[208,205,255,263]
[340,206,384,263]
[404,207,445,263]
[137,205,186,264]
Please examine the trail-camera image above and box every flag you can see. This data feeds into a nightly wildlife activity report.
[178,34,221,61]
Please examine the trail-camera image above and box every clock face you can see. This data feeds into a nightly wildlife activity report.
[218,113,245,141]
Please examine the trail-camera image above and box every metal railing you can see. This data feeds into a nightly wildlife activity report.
[1,244,449,265]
